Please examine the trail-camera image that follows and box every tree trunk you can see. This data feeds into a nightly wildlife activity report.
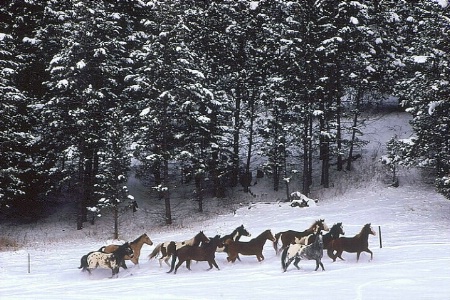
[244,91,256,193]
[347,89,363,171]
[231,93,240,187]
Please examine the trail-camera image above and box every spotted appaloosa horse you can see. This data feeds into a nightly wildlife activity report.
[273,219,329,255]
[148,231,209,267]
[99,233,153,268]
[225,229,276,263]
[79,242,134,278]
[168,235,223,274]
[328,223,375,262]
[281,231,324,272]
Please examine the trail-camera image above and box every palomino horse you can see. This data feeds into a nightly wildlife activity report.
[79,242,134,278]
[225,229,276,263]
[281,231,324,272]
[99,233,153,268]
[149,231,210,267]
[327,223,375,262]
[168,235,223,274]
[323,222,345,250]
[273,219,329,255]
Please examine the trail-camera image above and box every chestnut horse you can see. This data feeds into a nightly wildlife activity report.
[168,235,223,274]
[327,223,375,262]
[100,233,153,268]
[225,229,276,263]
[149,231,210,267]
[323,222,345,249]
[273,219,329,255]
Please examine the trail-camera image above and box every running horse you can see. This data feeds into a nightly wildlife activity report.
[99,233,153,268]
[327,223,375,262]
[79,242,134,278]
[281,230,324,272]
[273,219,329,255]
[225,229,276,263]
[323,222,345,249]
[217,225,251,258]
[168,235,223,274]
[148,231,210,267]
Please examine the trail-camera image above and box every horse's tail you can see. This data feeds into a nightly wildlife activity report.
[280,246,289,272]
[79,254,88,270]
[148,243,162,260]
[273,232,281,254]
[327,240,336,260]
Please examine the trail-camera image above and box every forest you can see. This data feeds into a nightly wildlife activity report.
[1,0,449,231]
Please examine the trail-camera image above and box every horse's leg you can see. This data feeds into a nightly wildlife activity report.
[164,255,171,267]
[357,251,361,262]
[320,260,325,271]
[327,248,335,260]
[365,249,373,261]
[293,257,301,270]
[186,260,191,271]
[211,259,220,270]
[174,259,184,274]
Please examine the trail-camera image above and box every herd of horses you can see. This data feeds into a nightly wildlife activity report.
[78,220,376,278]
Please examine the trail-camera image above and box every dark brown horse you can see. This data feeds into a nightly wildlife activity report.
[323,222,345,249]
[225,229,276,263]
[168,235,223,274]
[273,219,330,255]
[100,233,153,268]
[149,231,210,267]
[328,223,375,262]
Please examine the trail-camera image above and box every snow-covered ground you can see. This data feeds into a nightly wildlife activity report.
[1,111,450,299]
[1,180,449,299]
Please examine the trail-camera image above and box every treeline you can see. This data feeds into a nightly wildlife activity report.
[1,1,449,227]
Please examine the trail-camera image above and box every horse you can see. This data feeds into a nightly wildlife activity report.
[168,235,223,274]
[99,233,153,268]
[323,222,345,250]
[327,223,375,262]
[281,231,324,272]
[216,225,251,260]
[148,231,210,267]
[225,229,276,263]
[79,242,134,278]
[273,219,329,255]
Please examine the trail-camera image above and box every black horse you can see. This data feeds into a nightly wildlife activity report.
[281,231,324,272]
[323,222,345,249]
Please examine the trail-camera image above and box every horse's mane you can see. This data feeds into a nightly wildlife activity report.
[308,219,324,231]
[131,233,146,244]
[355,223,372,238]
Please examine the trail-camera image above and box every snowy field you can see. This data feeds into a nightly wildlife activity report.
[1,111,450,299]
[1,181,450,300]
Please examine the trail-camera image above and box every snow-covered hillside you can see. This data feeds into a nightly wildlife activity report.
[1,111,449,299]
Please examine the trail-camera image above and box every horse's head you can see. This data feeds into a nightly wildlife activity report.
[212,235,224,248]
[143,233,154,246]
[318,219,330,232]
[365,223,376,236]
[331,222,345,237]
[196,231,210,244]
[266,229,276,242]
[122,242,134,258]
[238,225,251,238]
[315,231,324,248]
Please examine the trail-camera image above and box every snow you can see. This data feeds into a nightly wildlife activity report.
[1,180,450,299]
[1,113,450,299]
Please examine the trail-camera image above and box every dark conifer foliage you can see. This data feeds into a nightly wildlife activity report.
[1,0,449,225]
